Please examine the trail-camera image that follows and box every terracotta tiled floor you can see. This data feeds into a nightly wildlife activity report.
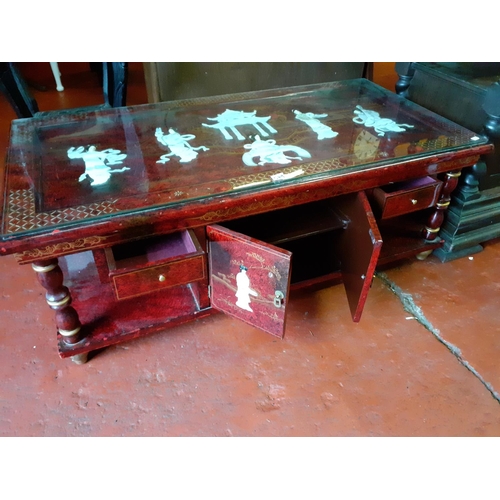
[1,63,500,437]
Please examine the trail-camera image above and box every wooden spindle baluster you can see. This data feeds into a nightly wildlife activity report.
[423,170,461,241]
[31,258,87,364]
[417,170,461,260]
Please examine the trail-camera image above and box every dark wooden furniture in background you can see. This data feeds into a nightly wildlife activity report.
[143,62,371,103]
[0,62,128,118]
[0,79,491,364]
[395,62,500,261]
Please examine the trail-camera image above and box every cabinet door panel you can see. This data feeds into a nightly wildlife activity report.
[207,225,292,338]
[332,191,383,322]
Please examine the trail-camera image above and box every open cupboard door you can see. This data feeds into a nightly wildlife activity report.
[207,190,382,337]
[332,191,383,322]
[207,225,292,338]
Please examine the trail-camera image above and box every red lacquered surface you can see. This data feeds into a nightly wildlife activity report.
[0,77,494,361]
[105,229,206,300]
[371,176,442,219]
[56,251,211,357]
[207,225,292,338]
[1,79,492,253]
[331,191,383,321]
[111,254,206,300]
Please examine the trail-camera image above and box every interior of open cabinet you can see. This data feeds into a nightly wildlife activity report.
[219,199,347,285]
[207,191,383,338]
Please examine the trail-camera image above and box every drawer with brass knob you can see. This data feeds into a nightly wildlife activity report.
[370,176,443,219]
[104,230,206,300]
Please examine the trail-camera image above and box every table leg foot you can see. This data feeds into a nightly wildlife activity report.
[71,352,89,365]
[416,249,433,261]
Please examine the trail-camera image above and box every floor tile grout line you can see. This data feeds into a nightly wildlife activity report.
[375,271,500,405]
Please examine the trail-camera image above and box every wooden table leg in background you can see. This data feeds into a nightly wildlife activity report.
[31,258,87,364]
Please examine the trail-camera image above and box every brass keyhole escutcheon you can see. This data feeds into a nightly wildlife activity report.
[159,274,166,282]
[274,291,284,308]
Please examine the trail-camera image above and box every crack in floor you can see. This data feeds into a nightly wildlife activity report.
[376,271,500,405]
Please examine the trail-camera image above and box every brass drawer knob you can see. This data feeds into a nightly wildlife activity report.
[158,274,166,282]
[411,199,418,205]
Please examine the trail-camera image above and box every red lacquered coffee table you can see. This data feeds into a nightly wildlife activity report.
[0,79,491,363]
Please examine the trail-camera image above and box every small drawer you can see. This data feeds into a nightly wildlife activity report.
[106,230,206,300]
[371,176,442,219]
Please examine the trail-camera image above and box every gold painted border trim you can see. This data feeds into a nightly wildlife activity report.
[6,189,119,235]
[16,236,109,262]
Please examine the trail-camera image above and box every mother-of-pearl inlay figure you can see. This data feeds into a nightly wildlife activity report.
[202,109,277,140]
[155,127,209,163]
[235,265,258,312]
[293,109,338,140]
[242,135,311,166]
[67,146,129,186]
[353,105,414,136]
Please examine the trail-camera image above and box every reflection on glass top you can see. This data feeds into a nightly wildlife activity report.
[3,78,488,237]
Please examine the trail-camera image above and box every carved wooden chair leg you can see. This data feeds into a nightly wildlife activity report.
[31,258,87,364]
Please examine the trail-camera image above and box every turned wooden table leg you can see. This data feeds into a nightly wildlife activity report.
[31,258,87,364]
[417,170,461,260]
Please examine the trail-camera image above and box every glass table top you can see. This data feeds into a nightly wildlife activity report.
[1,78,489,239]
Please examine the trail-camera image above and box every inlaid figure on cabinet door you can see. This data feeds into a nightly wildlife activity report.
[235,265,258,312]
